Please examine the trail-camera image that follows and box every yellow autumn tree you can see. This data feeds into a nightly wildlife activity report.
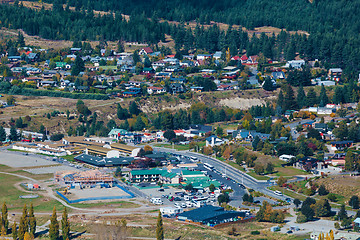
[24,232,34,240]
[329,230,334,240]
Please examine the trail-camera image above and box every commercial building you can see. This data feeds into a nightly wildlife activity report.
[74,154,133,167]
[129,169,164,183]
[177,206,247,226]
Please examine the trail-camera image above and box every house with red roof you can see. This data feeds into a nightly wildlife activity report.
[139,47,154,55]
[217,84,233,91]
[147,86,166,95]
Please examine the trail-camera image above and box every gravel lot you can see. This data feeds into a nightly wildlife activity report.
[24,165,77,174]
[0,152,54,168]
[67,186,131,201]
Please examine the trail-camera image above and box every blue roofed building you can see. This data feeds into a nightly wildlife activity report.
[177,205,249,226]
[232,129,270,141]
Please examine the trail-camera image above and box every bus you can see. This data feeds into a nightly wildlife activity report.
[203,163,214,171]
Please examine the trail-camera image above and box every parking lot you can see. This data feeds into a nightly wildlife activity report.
[149,188,219,209]
[0,151,54,168]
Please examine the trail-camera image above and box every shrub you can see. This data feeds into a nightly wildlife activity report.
[296,213,307,223]
[250,231,260,235]
[328,193,337,202]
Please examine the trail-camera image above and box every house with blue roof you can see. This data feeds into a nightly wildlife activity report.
[232,129,270,142]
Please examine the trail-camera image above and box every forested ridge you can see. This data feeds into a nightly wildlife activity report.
[1,0,360,77]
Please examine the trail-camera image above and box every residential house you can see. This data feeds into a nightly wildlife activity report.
[328,68,342,82]
[201,69,216,74]
[314,123,328,132]
[232,129,270,142]
[217,84,233,91]
[223,71,239,79]
[179,60,195,68]
[163,58,180,65]
[147,86,166,95]
[205,135,228,147]
[190,86,204,92]
[27,53,39,62]
[295,157,324,172]
[301,121,314,128]
[38,80,56,88]
[164,66,180,72]
[8,56,21,62]
[196,54,212,60]
[272,71,285,80]
[152,60,166,70]
[330,141,353,151]
[213,51,222,60]
[188,125,212,136]
[139,47,153,55]
[123,87,141,97]
[285,60,305,69]
[155,72,172,80]
[169,83,186,94]
[128,81,141,88]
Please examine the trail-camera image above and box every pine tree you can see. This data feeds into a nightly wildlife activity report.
[156,211,164,240]
[12,222,17,240]
[0,126,6,142]
[283,84,298,110]
[277,90,284,110]
[28,204,36,237]
[319,84,329,107]
[296,85,306,109]
[21,204,28,231]
[49,207,59,240]
[129,101,141,116]
[61,208,70,240]
[18,217,26,240]
[337,204,347,220]
[9,125,18,141]
[71,56,85,76]
[2,202,8,233]
[306,88,317,107]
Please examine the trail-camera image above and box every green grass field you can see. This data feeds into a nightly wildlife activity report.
[0,173,64,212]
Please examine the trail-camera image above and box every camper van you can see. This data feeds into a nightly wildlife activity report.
[279,155,295,162]
[150,198,163,205]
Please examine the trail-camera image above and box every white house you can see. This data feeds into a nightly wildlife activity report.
[205,135,227,147]
[285,60,305,69]
[147,86,166,95]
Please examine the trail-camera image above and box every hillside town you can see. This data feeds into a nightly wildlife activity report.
[0,0,360,239]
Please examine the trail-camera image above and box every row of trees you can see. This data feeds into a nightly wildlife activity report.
[278,82,360,113]
[256,201,285,223]
[0,82,109,100]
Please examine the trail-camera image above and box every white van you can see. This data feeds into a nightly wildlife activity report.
[274,190,283,196]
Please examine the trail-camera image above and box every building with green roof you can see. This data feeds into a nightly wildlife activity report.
[160,171,180,184]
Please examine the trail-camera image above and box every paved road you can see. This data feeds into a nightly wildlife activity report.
[154,147,289,201]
